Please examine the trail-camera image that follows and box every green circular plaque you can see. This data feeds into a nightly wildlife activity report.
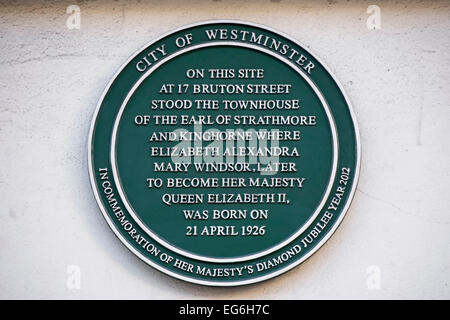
[88,21,360,286]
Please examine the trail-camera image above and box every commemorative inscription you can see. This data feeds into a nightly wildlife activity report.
[89,21,360,285]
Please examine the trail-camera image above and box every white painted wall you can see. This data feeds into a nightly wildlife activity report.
[0,0,449,299]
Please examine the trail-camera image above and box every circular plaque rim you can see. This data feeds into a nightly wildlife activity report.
[88,20,361,286]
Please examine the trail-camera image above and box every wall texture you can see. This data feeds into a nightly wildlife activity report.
[0,0,449,299]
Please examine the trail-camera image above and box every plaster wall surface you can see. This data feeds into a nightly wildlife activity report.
[0,0,449,299]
